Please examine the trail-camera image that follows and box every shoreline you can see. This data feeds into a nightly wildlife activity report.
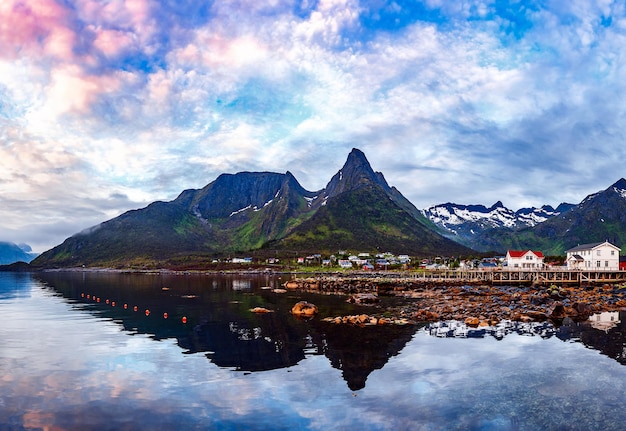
[281,275,626,326]
[27,267,626,326]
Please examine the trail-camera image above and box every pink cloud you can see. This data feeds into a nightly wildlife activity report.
[0,0,74,59]
[78,0,154,40]
[93,27,135,58]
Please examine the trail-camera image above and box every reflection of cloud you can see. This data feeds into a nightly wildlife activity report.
[6,275,626,430]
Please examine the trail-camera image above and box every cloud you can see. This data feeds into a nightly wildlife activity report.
[3,0,626,250]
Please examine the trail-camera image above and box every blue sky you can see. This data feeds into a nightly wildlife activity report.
[1,0,626,252]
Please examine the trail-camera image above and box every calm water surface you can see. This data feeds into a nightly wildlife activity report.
[2,271,626,430]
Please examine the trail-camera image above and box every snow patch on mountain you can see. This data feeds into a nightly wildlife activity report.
[423,201,572,238]
[614,186,626,200]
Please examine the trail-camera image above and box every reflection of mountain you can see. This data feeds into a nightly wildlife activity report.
[34,272,419,389]
[427,314,626,368]
[178,316,309,371]
[311,322,418,391]
[0,272,33,300]
[427,320,556,340]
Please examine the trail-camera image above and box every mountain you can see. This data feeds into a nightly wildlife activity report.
[426,179,626,255]
[423,201,575,251]
[274,149,470,255]
[0,242,38,265]
[500,178,626,255]
[32,149,471,268]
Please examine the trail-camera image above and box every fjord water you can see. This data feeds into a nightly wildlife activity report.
[2,273,626,430]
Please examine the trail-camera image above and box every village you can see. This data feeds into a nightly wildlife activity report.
[227,240,626,273]
[226,241,626,329]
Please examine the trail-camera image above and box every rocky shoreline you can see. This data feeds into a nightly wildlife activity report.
[283,275,626,326]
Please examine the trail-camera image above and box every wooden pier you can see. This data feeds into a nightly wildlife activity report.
[416,269,626,286]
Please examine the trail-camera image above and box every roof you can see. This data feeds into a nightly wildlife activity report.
[565,241,621,253]
[507,250,545,258]
[568,254,584,262]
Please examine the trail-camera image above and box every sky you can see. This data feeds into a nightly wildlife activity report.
[2,0,626,253]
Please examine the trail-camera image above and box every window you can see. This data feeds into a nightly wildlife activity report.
[611,250,615,256]
[597,261,601,267]
[597,250,601,256]
[605,261,609,267]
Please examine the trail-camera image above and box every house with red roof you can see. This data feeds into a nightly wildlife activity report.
[505,250,545,269]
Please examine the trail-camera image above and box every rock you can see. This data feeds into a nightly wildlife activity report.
[465,317,480,327]
[284,281,299,289]
[249,307,272,313]
[357,314,370,324]
[291,301,318,316]
[549,302,566,319]
[572,302,591,320]
[347,293,380,304]
[273,288,287,294]
[526,310,548,321]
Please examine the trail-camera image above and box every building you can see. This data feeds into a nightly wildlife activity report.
[338,260,353,269]
[505,250,545,269]
[566,241,621,270]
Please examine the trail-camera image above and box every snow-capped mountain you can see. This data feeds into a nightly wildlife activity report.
[423,201,575,242]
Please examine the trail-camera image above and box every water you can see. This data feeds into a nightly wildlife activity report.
[2,271,626,430]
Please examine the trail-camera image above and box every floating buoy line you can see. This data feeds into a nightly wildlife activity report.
[80,292,188,324]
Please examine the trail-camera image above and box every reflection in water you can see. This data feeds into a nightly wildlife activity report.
[34,271,415,389]
[556,311,626,366]
[427,320,557,340]
[6,272,626,429]
[0,271,32,300]
[427,311,626,368]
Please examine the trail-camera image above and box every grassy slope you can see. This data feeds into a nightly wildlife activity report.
[276,186,472,256]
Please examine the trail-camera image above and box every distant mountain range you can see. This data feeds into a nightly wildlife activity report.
[0,242,38,265]
[423,179,626,255]
[32,149,471,268]
[422,201,575,251]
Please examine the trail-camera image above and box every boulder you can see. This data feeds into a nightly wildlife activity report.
[465,317,480,327]
[291,301,318,316]
[249,307,272,313]
[549,302,566,319]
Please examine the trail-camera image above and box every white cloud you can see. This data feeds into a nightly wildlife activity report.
[4,0,626,250]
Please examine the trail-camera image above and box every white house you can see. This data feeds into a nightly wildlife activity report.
[565,241,621,270]
[505,250,545,269]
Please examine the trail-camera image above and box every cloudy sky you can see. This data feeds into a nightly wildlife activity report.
[2,0,626,252]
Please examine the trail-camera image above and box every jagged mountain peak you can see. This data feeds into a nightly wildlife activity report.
[324,148,389,198]
[612,178,626,189]
[611,178,626,197]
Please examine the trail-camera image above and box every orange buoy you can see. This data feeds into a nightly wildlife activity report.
[182,316,187,324]
[133,306,138,312]
[86,294,90,299]
[145,309,150,316]
[111,302,116,307]
[81,293,85,298]
[124,304,128,309]
[106,299,110,304]
[96,298,100,303]
[163,312,168,319]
